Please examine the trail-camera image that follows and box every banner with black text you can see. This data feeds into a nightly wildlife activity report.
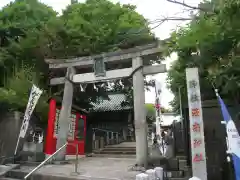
[19,84,43,138]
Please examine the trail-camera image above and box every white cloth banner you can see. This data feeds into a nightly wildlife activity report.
[154,80,162,137]
[155,80,162,99]
[19,84,43,138]
[155,117,161,138]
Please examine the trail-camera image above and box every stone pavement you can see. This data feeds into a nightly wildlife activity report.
[20,156,139,180]
[105,142,136,148]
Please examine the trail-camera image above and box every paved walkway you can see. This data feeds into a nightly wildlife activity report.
[19,142,163,180]
[20,142,141,180]
[21,157,138,180]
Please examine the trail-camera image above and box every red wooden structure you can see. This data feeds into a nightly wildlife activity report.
[44,98,86,156]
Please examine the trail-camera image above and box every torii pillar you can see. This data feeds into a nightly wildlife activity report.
[55,67,75,161]
[132,57,148,167]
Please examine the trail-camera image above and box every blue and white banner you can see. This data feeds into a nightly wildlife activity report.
[216,92,240,180]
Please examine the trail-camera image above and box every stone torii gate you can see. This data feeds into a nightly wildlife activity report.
[46,43,166,166]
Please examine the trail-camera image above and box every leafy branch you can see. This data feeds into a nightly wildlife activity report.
[166,0,240,112]
[165,0,211,12]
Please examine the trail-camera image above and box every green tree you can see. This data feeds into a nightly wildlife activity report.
[166,0,240,112]
[0,0,57,118]
[0,67,48,120]
[145,103,172,124]
[57,0,156,57]
[145,103,155,124]
[0,0,157,121]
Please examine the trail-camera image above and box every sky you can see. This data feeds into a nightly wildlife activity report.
[1,0,201,109]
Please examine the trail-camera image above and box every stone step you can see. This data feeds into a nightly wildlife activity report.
[176,156,187,160]
[179,160,187,170]
[92,153,136,158]
[164,170,184,178]
[104,146,136,149]
[148,158,179,171]
[0,164,20,176]
[93,150,135,155]
[15,161,41,166]
[5,169,27,179]
[182,166,192,177]
[168,178,190,180]
[102,147,136,151]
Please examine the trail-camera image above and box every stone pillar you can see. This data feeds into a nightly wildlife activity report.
[55,67,75,161]
[132,57,148,167]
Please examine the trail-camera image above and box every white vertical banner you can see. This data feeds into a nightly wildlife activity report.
[154,80,162,137]
[186,68,207,180]
[155,80,162,99]
[19,84,43,138]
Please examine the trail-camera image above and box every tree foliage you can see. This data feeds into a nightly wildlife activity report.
[0,0,157,121]
[166,0,240,112]
[0,0,56,119]
[145,103,172,124]
[58,0,155,57]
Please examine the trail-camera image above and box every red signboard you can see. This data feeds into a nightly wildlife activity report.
[44,98,86,156]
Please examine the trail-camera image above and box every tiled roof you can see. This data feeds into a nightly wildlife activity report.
[90,93,132,112]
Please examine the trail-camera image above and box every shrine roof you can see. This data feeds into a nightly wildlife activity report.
[90,93,132,112]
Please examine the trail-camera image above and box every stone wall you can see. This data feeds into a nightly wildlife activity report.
[0,111,23,163]
[0,111,43,163]
[172,121,185,155]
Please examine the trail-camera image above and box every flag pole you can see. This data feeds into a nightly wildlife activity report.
[214,88,234,180]
[14,134,21,155]
[227,155,234,180]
